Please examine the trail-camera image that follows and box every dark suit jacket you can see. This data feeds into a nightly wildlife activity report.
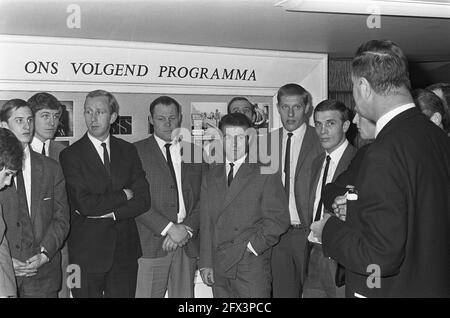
[59,134,151,274]
[0,150,70,293]
[322,144,371,212]
[307,143,357,228]
[267,126,323,228]
[0,206,16,297]
[322,108,450,297]
[199,162,290,277]
[134,136,207,259]
[48,140,66,163]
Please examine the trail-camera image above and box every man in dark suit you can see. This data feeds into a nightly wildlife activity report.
[311,40,450,297]
[302,99,356,298]
[269,84,323,298]
[134,96,207,298]
[0,128,23,298]
[199,113,290,298]
[0,99,69,298]
[59,90,150,298]
[28,92,69,298]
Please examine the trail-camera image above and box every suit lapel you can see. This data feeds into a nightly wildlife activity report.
[222,163,255,211]
[332,144,356,182]
[308,153,325,225]
[30,151,43,226]
[81,134,109,179]
[148,135,172,176]
[109,136,121,186]
[294,126,315,179]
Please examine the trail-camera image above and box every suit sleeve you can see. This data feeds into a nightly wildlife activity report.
[183,162,209,236]
[60,149,128,217]
[0,210,16,297]
[113,145,151,221]
[199,174,213,268]
[39,163,70,260]
[249,172,290,255]
[322,149,407,277]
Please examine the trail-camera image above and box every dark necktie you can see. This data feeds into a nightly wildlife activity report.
[101,142,111,176]
[227,162,234,187]
[314,155,331,222]
[41,142,46,156]
[16,171,30,215]
[284,132,293,197]
[165,143,179,211]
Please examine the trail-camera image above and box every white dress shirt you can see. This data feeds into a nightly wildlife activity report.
[154,135,188,236]
[281,123,307,225]
[30,136,49,157]
[312,139,349,221]
[375,103,415,138]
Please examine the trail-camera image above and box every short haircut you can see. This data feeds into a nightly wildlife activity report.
[219,113,252,132]
[0,99,29,122]
[276,83,312,106]
[412,88,446,120]
[227,97,254,113]
[149,96,181,116]
[314,99,350,122]
[85,90,119,115]
[352,40,411,95]
[0,127,24,171]
[27,92,62,114]
[426,83,450,132]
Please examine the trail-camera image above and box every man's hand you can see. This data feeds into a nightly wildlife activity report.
[12,258,37,277]
[123,189,134,201]
[167,224,189,246]
[200,268,214,286]
[162,236,179,252]
[25,253,49,272]
[310,213,332,243]
[332,195,347,221]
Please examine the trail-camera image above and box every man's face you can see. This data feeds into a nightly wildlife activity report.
[229,100,254,122]
[149,103,181,142]
[84,96,117,141]
[222,125,247,162]
[314,110,349,153]
[34,108,61,142]
[277,95,309,132]
[0,167,16,190]
[0,106,33,146]
[353,113,376,140]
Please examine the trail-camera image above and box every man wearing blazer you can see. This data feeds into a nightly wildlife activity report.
[28,92,69,298]
[269,84,323,298]
[311,40,450,297]
[0,128,24,298]
[60,90,150,298]
[134,96,207,298]
[302,100,356,298]
[199,113,290,298]
[0,99,69,298]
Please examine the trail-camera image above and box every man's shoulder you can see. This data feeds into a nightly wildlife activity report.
[133,136,152,149]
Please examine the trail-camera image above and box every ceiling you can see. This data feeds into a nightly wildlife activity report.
[0,0,449,62]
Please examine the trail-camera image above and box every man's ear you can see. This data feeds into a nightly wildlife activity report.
[110,112,118,124]
[0,121,9,129]
[342,120,351,133]
[430,112,442,127]
[360,77,372,100]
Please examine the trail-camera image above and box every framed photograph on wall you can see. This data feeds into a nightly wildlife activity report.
[55,100,74,138]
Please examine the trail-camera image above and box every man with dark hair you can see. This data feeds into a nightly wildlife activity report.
[134,95,207,298]
[227,97,256,124]
[0,128,23,297]
[412,88,446,130]
[425,83,450,134]
[0,99,69,298]
[303,99,356,298]
[199,113,289,297]
[270,83,323,298]
[311,40,450,297]
[27,92,69,298]
[60,90,150,298]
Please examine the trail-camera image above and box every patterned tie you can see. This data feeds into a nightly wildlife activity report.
[101,142,111,176]
[314,155,331,222]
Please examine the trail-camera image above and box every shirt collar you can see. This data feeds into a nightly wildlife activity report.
[375,103,415,138]
[326,139,349,164]
[31,136,45,152]
[87,132,110,148]
[154,133,180,151]
[283,122,306,140]
[226,153,247,166]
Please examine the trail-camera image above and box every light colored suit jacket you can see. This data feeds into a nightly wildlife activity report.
[0,206,16,297]
[134,135,207,259]
[199,162,290,277]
